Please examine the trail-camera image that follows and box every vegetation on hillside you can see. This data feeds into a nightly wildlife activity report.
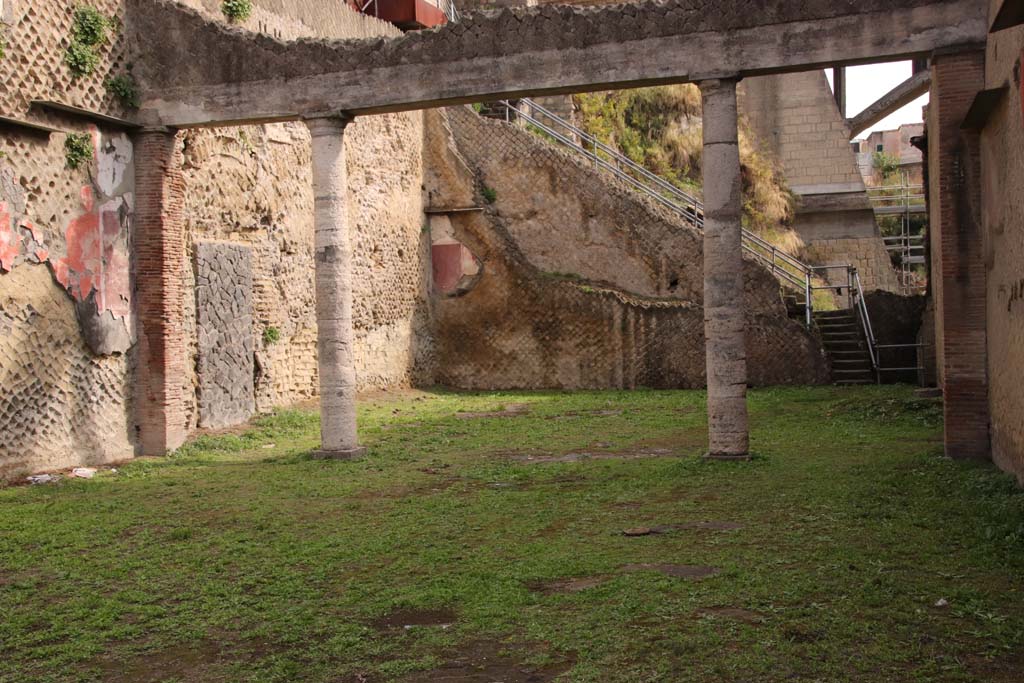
[573,85,803,255]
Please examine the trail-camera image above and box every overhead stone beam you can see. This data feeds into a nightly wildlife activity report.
[847,69,933,138]
[126,0,986,128]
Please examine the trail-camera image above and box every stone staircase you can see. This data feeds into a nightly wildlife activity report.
[814,309,875,385]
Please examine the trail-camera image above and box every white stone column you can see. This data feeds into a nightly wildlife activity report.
[305,114,366,459]
[700,78,750,459]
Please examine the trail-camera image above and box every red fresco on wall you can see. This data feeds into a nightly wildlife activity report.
[51,185,131,318]
[0,201,23,272]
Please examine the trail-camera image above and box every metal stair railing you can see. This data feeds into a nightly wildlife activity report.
[491,98,818,326]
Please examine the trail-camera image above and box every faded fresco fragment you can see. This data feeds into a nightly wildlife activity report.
[0,128,134,354]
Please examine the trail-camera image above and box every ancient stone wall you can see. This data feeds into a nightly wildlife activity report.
[425,107,829,389]
[0,0,137,477]
[167,0,431,431]
[0,0,430,477]
[981,11,1024,482]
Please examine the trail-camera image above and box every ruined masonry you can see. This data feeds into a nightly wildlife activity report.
[1,0,1020,485]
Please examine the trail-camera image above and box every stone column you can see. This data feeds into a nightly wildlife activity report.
[305,115,366,459]
[927,50,988,459]
[132,127,188,455]
[700,78,750,460]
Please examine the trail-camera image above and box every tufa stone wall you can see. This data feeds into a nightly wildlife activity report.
[425,107,829,389]
[981,9,1024,482]
[0,0,138,477]
[1,0,430,476]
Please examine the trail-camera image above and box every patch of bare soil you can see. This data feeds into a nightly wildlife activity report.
[527,576,607,595]
[622,563,720,580]
[398,640,574,682]
[546,409,623,420]
[697,607,764,625]
[621,521,743,536]
[455,403,531,419]
[371,607,457,631]
[88,635,277,683]
[512,448,679,464]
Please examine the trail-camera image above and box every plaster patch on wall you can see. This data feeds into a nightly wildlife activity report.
[0,130,134,354]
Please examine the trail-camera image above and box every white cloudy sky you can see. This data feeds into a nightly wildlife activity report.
[825,61,928,139]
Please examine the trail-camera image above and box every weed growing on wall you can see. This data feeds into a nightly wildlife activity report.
[262,327,281,346]
[106,74,140,109]
[64,133,93,170]
[481,186,497,203]
[65,5,110,79]
[221,0,253,22]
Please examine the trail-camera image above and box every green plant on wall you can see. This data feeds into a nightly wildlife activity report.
[481,186,497,203]
[65,5,111,79]
[221,0,253,22]
[64,133,93,170]
[106,73,140,109]
[262,326,281,345]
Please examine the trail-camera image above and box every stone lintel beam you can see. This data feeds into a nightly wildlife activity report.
[127,0,988,128]
[700,78,749,461]
[305,114,367,460]
[847,69,932,138]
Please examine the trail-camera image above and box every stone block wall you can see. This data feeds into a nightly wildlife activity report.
[742,71,901,294]
[981,7,1024,482]
[803,237,901,293]
[425,107,829,389]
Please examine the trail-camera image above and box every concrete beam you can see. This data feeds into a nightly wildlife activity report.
[127,0,988,128]
[847,69,932,138]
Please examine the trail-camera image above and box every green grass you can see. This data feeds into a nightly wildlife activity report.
[1,386,1023,682]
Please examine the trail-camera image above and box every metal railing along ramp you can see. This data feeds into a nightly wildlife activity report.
[475,98,925,384]
[489,98,818,325]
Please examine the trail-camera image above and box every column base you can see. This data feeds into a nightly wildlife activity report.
[311,446,367,460]
[703,452,751,461]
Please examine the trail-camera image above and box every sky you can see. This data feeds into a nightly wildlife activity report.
[825,61,928,140]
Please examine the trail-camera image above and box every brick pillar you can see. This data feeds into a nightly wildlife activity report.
[700,78,749,460]
[305,115,366,459]
[927,50,988,459]
[132,127,188,455]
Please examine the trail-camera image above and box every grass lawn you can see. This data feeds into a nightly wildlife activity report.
[1,385,1023,682]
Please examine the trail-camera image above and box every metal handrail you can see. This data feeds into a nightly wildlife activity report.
[851,269,878,376]
[498,98,818,315]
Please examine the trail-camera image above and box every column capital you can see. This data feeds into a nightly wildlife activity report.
[697,75,742,90]
[303,113,356,136]
[134,125,177,137]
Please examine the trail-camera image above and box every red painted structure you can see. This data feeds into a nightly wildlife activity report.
[352,0,447,29]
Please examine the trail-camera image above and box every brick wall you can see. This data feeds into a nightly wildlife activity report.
[133,129,188,455]
[927,50,988,460]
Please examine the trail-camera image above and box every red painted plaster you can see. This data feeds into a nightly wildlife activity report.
[0,201,23,272]
[51,186,131,317]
